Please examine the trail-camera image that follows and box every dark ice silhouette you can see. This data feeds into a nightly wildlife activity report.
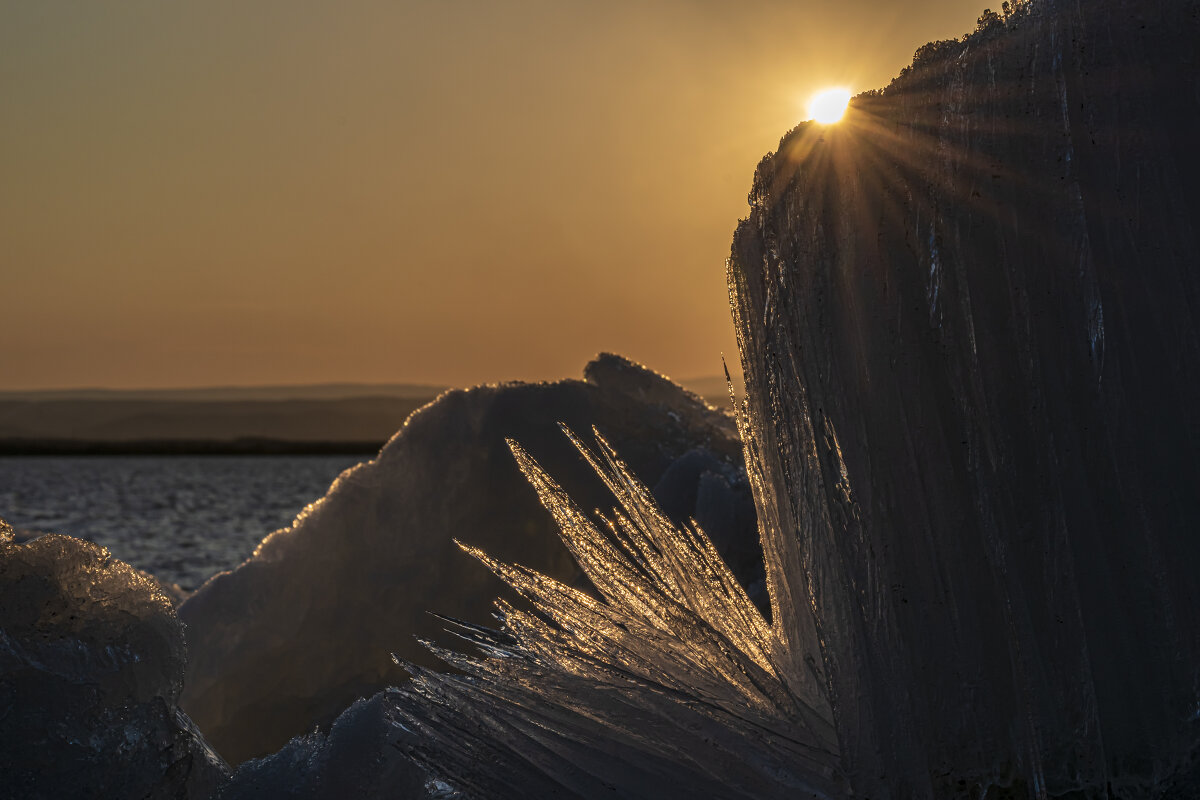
[728,0,1200,794]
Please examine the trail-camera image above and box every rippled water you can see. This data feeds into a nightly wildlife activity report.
[0,455,364,591]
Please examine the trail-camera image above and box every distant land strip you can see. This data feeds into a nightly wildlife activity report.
[0,438,384,456]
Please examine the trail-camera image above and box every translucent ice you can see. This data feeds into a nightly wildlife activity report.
[388,428,842,798]
[0,528,228,799]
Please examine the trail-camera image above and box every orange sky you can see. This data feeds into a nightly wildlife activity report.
[2,1,982,390]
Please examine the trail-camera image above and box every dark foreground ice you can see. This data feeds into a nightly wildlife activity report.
[726,0,1200,794]
[0,523,227,800]
[215,692,424,800]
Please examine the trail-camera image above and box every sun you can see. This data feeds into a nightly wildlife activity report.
[808,87,852,124]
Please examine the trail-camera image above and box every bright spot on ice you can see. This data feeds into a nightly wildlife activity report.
[808,88,852,124]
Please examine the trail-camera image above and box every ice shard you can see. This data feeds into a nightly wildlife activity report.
[389,429,842,799]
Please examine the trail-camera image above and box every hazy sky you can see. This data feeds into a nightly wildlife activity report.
[2,1,981,390]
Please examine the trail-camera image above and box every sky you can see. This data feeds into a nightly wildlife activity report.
[2,0,982,390]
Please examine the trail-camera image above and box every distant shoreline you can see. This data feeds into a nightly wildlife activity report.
[0,383,448,402]
[0,376,732,455]
[0,438,383,456]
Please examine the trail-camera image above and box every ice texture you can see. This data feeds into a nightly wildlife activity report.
[727,0,1200,795]
[0,526,228,799]
[216,691,425,800]
[179,354,759,763]
[388,428,841,798]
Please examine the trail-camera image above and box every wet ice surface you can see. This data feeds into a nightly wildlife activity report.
[0,455,363,591]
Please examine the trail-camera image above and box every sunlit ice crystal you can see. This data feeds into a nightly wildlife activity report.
[388,425,843,799]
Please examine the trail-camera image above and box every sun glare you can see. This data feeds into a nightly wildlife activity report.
[808,87,852,124]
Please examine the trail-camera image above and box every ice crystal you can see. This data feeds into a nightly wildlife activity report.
[389,424,842,799]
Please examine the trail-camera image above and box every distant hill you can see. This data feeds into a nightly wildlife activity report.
[0,396,437,454]
[0,376,732,454]
[0,383,447,403]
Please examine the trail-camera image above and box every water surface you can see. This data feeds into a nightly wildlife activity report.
[0,455,364,591]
